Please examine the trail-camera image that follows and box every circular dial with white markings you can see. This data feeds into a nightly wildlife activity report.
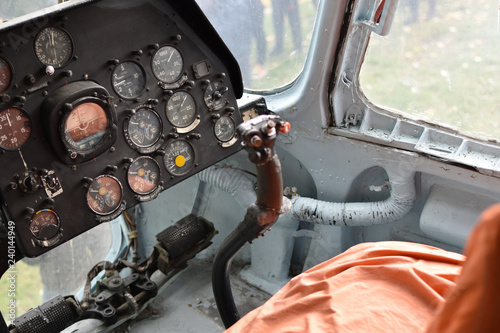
[152,45,183,83]
[163,139,195,176]
[30,209,60,240]
[127,156,161,195]
[111,61,146,99]
[127,108,162,148]
[166,91,196,128]
[214,116,236,142]
[87,175,123,215]
[34,27,73,68]
[0,107,32,150]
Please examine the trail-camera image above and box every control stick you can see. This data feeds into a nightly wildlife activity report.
[212,114,291,328]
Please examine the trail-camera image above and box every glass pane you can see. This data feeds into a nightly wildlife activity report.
[196,0,320,91]
[1,222,111,324]
[0,0,59,21]
[360,0,500,141]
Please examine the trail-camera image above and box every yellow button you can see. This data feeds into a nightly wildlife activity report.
[175,155,186,167]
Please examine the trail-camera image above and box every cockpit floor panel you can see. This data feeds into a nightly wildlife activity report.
[132,259,271,332]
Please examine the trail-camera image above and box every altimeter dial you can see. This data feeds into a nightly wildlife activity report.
[166,91,196,128]
[152,45,183,83]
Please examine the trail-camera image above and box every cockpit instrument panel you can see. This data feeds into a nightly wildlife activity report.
[0,0,244,257]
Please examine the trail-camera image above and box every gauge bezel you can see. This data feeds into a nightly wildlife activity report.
[123,106,164,153]
[86,174,124,216]
[41,81,118,165]
[0,107,32,151]
[0,57,13,95]
[203,80,228,111]
[34,26,74,68]
[214,115,236,142]
[151,45,184,84]
[163,139,196,177]
[111,60,147,100]
[127,156,162,195]
[60,96,111,153]
[29,209,61,240]
[165,90,198,128]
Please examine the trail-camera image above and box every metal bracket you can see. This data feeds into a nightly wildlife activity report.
[354,0,399,36]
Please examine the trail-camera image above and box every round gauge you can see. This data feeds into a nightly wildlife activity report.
[87,175,123,215]
[204,81,228,111]
[63,102,109,152]
[127,108,162,148]
[166,91,196,128]
[163,139,195,176]
[0,107,32,150]
[152,45,183,83]
[214,116,236,142]
[111,61,146,99]
[127,156,161,195]
[34,27,73,68]
[30,209,60,240]
[0,58,12,94]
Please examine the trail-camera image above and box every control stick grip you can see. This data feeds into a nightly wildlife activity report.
[213,114,291,328]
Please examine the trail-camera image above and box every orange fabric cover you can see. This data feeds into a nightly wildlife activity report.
[225,204,500,333]
[426,203,500,333]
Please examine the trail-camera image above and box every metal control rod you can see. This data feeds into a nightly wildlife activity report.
[212,115,291,329]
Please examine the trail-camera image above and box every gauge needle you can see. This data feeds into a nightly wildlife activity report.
[6,113,11,127]
[168,50,174,62]
[181,95,187,107]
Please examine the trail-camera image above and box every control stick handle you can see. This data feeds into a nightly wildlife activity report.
[212,114,291,329]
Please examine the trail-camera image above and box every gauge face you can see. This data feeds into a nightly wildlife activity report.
[152,46,183,83]
[87,175,123,215]
[127,108,162,148]
[34,27,73,68]
[63,102,108,152]
[112,61,146,99]
[0,58,12,94]
[166,91,196,128]
[30,209,60,240]
[0,107,32,150]
[128,156,161,195]
[204,81,228,111]
[214,116,236,142]
[163,140,195,176]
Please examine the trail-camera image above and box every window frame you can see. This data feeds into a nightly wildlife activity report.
[328,0,500,177]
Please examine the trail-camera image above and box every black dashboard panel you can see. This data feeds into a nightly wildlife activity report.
[0,0,244,257]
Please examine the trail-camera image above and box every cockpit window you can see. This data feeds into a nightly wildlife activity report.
[196,0,321,92]
[1,0,59,21]
[360,0,500,142]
